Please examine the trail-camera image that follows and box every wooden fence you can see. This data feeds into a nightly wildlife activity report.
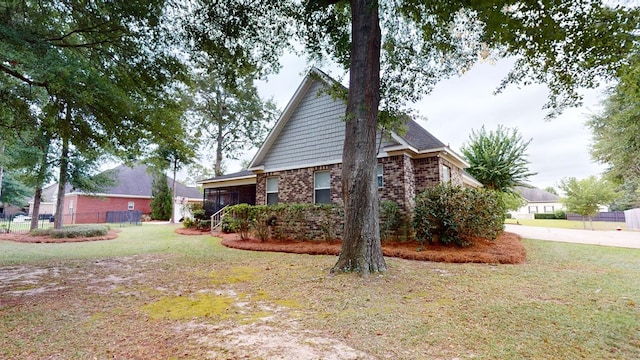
[567,211,625,222]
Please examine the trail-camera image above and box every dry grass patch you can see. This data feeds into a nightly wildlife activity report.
[0,225,638,359]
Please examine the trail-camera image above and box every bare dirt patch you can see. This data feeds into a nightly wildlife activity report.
[0,229,119,243]
[219,231,526,264]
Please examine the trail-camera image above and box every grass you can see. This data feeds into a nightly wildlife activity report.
[1,224,639,359]
[505,218,627,230]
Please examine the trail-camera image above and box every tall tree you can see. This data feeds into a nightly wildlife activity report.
[461,125,537,192]
[189,71,278,177]
[1,0,187,228]
[588,52,640,191]
[300,0,638,274]
[0,172,31,208]
[559,176,618,229]
[150,171,173,221]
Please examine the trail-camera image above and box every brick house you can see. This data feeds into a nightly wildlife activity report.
[34,164,202,224]
[199,68,480,218]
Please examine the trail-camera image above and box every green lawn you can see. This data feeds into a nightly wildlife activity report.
[1,224,638,359]
[505,218,627,230]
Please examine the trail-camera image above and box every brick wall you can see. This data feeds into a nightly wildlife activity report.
[256,164,343,206]
[62,195,151,225]
[413,156,441,193]
[256,155,465,221]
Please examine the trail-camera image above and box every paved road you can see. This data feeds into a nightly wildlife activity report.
[505,224,640,249]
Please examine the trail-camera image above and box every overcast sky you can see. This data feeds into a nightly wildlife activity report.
[249,52,608,191]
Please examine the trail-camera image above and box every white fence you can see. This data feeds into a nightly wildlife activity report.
[624,208,640,230]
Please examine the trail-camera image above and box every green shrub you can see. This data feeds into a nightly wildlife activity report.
[380,200,401,241]
[227,204,252,239]
[534,213,557,220]
[46,225,110,239]
[182,217,195,228]
[223,203,343,242]
[554,209,566,219]
[198,219,211,230]
[30,228,52,237]
[251,205,272,241]
[192,209,206,221]
[316,204,342,243]
[413,185,504,247]
[221,216,236,233]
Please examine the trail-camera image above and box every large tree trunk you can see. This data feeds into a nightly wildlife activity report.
[170,159,177,224]
[54,105,70,230]
[30,142,50,230]
[331,0,386,274]
[214,89,224,177]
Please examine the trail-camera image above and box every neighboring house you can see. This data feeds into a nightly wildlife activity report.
[199,68,480,218]
[510,186,563,219]
[30,164,202,225]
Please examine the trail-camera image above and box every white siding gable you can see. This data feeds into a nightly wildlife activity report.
[259,80,346,171]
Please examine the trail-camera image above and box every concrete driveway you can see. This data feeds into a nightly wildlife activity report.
[505,224,640,249]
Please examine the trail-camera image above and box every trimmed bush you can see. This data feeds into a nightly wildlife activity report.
[225,203,343,242]
[30,225,110,238]
[413,185,504,247]
[534,213,557,220]
[380,200,402,242]
[554,209,566,219]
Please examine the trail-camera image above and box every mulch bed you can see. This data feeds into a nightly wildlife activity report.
[2,226,526,264]
[0,230,120,243]
[217,231,526,264]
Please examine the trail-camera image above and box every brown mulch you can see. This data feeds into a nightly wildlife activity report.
[0,229,120,243]
[175,228,211,236]
[218,231,527,264]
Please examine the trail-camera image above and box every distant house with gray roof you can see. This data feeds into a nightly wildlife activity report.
[31,164,201,225]
[510,186,564,219]
[198,68,480,217]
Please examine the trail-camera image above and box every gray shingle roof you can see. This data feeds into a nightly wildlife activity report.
[41,164,201,200]
[402,118,446,150]
[515,186,559,202]
[198,169,255,183]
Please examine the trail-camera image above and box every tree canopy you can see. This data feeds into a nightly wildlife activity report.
[298,0,638,274]
[461,125,536,192]
[188,71,278,177]
[559,176,618,229]
[588,53,640,182]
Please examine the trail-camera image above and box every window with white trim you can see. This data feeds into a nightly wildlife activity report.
[544,205,554,213]
[128,201,135,210]
[377,164,383,188]
[528,206,538,214]
[266,177,279,205]
[441,165,451,183]
[314,171,331,204]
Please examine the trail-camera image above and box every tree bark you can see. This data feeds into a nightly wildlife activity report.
[331,0,386,274]
[170,159,177,224]
[30,141,50,230]
[54,105,70,229]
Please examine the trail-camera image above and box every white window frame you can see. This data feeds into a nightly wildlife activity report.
[544,205,554,213]
[528,206,538,214]
[128,201,135,210]
[314,171,331,204]
[442,164,451,183]
[266,177,279,205]
[377,164,383,188]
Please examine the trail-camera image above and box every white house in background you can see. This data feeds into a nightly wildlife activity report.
[510,186,564,219]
